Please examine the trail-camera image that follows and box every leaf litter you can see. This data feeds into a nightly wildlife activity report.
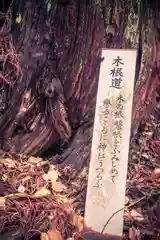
[0,152,86,240]
[0,113,160,240]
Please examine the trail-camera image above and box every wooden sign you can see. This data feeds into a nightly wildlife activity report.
[84,49,137,239]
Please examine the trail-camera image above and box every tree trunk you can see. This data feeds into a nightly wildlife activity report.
[0,0,105,177]
[0,0,160,176]
[0,0,160,239]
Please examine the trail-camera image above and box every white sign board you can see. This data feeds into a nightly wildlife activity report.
[84,49,137,237]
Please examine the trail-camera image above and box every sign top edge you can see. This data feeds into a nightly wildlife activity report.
[101,48,137,51]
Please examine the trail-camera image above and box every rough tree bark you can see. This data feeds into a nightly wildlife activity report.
[0,0,105,178]
[0,0,160,177]
[0,0,160,239]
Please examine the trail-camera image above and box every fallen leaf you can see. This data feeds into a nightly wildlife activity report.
[43,169,58,182]
[55,194,70,205]
[130,209,144,222]
[41,232,49,240]
[0,158,15,168]
[16,13,22,24]
[28,156,43,165]
[2,174,7,181]
[72,214,84,232]
[52,181,66,192]
[0,197,5,210]
[6,193,26,198]
[48,229,62,240]
[41,228,62,240]
[34,187,51,197]
[43,169,66,193]
[37,161,49,168]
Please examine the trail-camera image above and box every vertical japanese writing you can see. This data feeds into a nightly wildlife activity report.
[110,56,124,89]
[111,94,125,182]
[93,99,111,188]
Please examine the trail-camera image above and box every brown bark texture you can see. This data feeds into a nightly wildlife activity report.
[0,0,105,176]
[0,0,160,239]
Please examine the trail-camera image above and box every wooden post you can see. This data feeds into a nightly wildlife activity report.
[83,49,137,239]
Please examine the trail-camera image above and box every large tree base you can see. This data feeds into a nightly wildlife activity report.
[0,0,160,239]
